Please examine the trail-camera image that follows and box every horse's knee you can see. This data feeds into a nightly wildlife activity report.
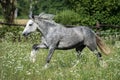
[32,44,39,50]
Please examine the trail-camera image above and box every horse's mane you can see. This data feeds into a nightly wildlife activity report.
[42,20,57,27]
[41,19,65,28]
[37,12,64,27]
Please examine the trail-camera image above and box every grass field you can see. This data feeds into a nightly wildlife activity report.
[0,40,120,80]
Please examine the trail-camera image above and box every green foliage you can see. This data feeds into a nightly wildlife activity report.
[0,5,2,16]
[0,26,22,38]
[54,10,97,26]
[66,0,120,25]
[17,0,30,18]
[0,26,41,42]
[35,0,68,14]
[16,0,68,17]
[1,0,120,26]
[53,0,120,26]
[54,10,80,25]
[0,40,120,80]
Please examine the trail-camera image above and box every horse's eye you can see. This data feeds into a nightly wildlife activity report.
[29,24,32,26]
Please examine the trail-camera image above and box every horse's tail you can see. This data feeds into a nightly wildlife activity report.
[96,35,110,55]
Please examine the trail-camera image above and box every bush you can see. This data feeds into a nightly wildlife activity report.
[0,26,41,42]
[0,26,23,41]
[54,10,81,25]
[54,10,97,27]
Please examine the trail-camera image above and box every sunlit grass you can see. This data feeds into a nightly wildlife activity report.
[0,41,120,80]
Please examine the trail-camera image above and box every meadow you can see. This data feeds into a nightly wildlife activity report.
[0,32,120,80]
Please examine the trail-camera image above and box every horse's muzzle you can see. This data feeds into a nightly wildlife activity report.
[22,32,29,37]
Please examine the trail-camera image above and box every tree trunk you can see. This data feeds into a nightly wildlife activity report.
[0,0,16,24]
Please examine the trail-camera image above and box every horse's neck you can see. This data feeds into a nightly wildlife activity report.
[37,20,64,36]
[38,24,48,36]
[37,21,55,36]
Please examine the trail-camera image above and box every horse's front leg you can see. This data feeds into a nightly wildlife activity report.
[30,43,47,63]
[44,45,56,68]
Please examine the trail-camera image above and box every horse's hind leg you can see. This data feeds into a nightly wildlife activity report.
[73,45,86,68]
[86,43,102,61]
[87,44,108,67]
[30,43,47,63]
[75,45,86,59]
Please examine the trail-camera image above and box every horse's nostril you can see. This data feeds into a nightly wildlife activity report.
[22,32,30,37]
[23,33,27,36]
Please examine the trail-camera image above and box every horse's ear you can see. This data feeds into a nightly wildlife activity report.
[31,15,35,19]
[39,12,45,17]
[29,13,35,19]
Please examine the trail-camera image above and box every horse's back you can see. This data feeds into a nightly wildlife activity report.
[55,26,84,49]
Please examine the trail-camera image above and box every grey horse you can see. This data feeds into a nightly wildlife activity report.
[22,13,110,68]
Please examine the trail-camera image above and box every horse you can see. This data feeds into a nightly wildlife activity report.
[22,13,110,68]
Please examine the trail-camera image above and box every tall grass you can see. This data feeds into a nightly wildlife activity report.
[0,40,120,80]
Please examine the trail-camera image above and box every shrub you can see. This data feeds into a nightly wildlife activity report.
[0,26,41,42]
[54,10,97,27]
[54,10,81,25]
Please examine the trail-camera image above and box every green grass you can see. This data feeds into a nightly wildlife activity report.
[0,41,120,80]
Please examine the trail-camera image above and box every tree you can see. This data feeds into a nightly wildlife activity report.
[65,0,120,25]
[0,0,17,24]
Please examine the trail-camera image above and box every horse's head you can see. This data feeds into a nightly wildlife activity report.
[22,12,55,36]
[22,19,38,36]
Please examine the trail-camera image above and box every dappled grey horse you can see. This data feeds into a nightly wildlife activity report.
[22,13,110,68]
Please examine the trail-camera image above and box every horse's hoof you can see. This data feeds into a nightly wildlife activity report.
[30,57,36,63]
[42,63,49,70]
[44,63,49,68]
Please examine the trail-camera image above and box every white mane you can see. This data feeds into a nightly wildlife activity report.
[39,12,55,20]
